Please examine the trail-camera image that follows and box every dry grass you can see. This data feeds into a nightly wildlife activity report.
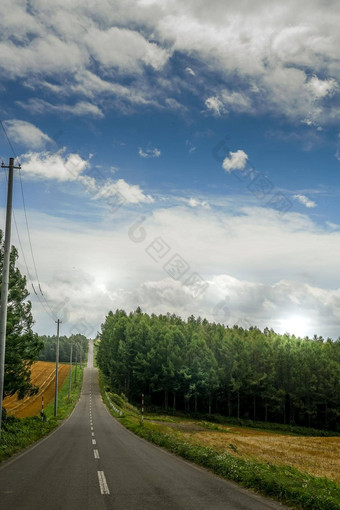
[155,421,340,484]
[180,425,340,484]
[3,361,70,418]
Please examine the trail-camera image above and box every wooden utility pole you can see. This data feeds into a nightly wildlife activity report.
[54,319,62,417]
[0,158,20,435]
[74,345,78,383]
[68,342,73,400]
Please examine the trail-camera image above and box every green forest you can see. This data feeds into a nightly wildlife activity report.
[38,334,88,364]
[97,308,340,431]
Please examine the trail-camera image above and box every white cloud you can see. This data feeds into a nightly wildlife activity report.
[165,98,186,111]
[307,76,338,99]
[3,120,52,149]
[84,26,170,74]
[1,1,339,122]
[221,89,252,111]
[20,149,88,181]
[93,178,154,204]
[205,96,227,116]
[293,194,317,208]
[185,66,196,76]
[205,90,252,116]
[138,147,161,158]
[0,34,86,78]
[222,150,248,172]
[188,197,210,208]
[15,201,340,339]
[17,98,103,118]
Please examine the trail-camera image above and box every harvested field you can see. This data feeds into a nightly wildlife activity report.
[3,361,70,418]
[167,423,340,484]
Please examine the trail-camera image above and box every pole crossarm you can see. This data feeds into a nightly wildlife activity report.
[1,161,21,170]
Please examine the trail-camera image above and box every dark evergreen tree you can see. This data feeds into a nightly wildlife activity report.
[0,231,43,398]
[96,307,340,430]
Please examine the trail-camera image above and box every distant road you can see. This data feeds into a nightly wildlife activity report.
[0,340,289,509]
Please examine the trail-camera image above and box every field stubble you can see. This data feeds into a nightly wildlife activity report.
[3,361,70,418]
[150,420,340,484]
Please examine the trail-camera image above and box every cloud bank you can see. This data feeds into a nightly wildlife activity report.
[0,1,339,122]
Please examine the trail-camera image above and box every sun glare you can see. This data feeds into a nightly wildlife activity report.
[280,315,310,338]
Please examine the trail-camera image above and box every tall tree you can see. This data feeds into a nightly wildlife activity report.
[97,308,340,430]
[0,231,43,399]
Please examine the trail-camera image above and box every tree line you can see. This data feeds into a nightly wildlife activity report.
[97,308,340,430]
[38,334,88,363]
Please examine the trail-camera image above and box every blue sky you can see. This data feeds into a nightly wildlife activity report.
[0,0,340,339]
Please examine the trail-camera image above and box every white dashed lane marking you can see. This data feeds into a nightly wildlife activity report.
[97,471,110,495]
[92,439,96,445]
[93,449,100,459]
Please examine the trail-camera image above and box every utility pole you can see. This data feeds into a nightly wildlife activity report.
[54,319,62,417]
[74,345,78,383]
[0,158,20,435]
[68,342,73,400]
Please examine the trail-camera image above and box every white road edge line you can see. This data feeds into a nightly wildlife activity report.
[97,470,110,495]
[93,449,100,459]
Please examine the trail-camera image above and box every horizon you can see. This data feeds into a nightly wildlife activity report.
[0,0,339,340]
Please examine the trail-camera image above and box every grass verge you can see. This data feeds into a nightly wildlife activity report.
[99,376,340,510]
[0,364,85,462]
[142,407,339,437]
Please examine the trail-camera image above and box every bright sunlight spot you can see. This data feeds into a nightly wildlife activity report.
[280,315,310,338]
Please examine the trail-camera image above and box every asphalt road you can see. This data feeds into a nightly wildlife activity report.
[0,341,290,509]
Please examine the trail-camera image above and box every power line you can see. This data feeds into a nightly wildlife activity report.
[12,209,58,321]
[0,121,20,165]
[0,120,59,321]
[17,167,41,286]
[2,162,58,321]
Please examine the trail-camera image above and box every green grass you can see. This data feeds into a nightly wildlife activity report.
[98,374,340,510]
[122,422,340,510]
[0,364,85,462]
[142,407,340,437]
[44,363,84,420]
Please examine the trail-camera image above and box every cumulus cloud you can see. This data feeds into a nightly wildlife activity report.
[84,26,170,74]
[20,149,88,181]
[14,198,340,338]
[293,194,317,208]
[222,150,248,172]
[3,120,52,149]
[307,76,338,99]
[92,178,154,205]
[138,147,161,158]
[188,197,210,208]
[205,90,252,116]
[205,96,227,116]
[0,1,339,122]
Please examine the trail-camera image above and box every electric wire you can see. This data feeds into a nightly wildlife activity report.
[0,120,59,321]
[1,161,58,321]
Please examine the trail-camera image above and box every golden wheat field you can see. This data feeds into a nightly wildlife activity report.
[153,420,340,483]
[3,361,70,418]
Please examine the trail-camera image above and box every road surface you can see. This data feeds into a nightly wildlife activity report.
[0,341,290,509]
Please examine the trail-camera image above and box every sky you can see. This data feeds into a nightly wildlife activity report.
[0,0,340,339]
